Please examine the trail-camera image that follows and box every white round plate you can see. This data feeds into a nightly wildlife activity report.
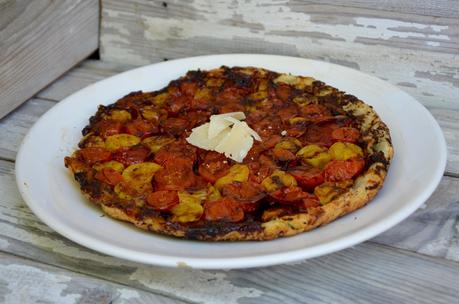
[16,54,446,269]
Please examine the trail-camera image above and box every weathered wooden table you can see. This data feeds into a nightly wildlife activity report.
[2,0,459,302]
[0,59,458,303]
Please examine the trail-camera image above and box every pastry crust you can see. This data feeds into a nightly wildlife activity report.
[65,66,393,241]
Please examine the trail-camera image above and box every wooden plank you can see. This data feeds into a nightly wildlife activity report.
[100,0,459,110]
[0,251,185,304]
[0,158,458,303]
[0,0,98,119]
[290,0,459,19]
[37,60,134,102]
[0,98,55,162]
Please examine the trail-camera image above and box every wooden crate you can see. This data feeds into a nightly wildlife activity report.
[0,0,99,119]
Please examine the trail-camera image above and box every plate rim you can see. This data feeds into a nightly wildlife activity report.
[15,53,447,269]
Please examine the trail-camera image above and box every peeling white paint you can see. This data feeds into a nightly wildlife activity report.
[130,267,262,304]
[117,288,140,301]
[1,264,80,304]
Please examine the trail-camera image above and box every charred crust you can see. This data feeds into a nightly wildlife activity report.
[366,151,389,169]
[185,220,262,240]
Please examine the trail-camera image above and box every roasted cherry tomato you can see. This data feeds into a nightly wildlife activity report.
[272,148,296,162]
[324,158,365,182]
[162,117,188,137]
[216,87,245,104]
[302,122,339,147]
[252,116,283,139]
[288,166,325,190]
[204,198,244,222]
[331,127,360,143]
[198,151,231,183]
[154,160,198,191]
[277,105,298,121]
[95,167,123,186]
[300,193,321,210]
[220,181,265,212]
[79,147,111,164]
[166,94,189,114]
[269,186,309,204]
[154,141,197,167]
[93,120,123,138]
[275,84,293,102]
[299,104,332,121]
[112,146,150,166]
[180,81,199,96]
[147,190,179,211]
[125,119,158,138]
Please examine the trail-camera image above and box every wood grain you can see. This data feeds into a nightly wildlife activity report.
[0,157,458,303]
[100,0,459,110]
[0,251,185,304]
[0,0,98,119]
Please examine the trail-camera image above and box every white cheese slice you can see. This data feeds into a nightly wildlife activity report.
[186,111,261,162]
[208,117,233,139]
[186,123,230,150]
[210,111,246,121]
[215,122,254,163]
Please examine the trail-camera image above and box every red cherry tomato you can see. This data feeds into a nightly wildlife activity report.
[79,147,111,164]
[324,158,365,182]
[95,168,123,186]
[198,151,231,183]
[113,146,150,166]
[204,198,245,222]
[125,119,158,138]
[331,127,360,143]
[269,186,309,204]
[275,84,292,102]
[154,160,197,191]
[94,120,123,138]
[300,193,321,210]
[220,182,265,212]
[303,123,339,147]
[147,190,179,211]
[154,141,197,167]
[162,117,189,137]
[273,148,296,162]
[299,104,332,121]
[180,81,198,96]
[289,166,324,191]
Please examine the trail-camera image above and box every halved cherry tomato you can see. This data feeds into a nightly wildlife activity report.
[95,167,123,186]
[166,94,189,114]
[204,198,244,222]
[125,119,158,138]
[154,141,196,167]
[324,158,365,182]
[269,186,309,204]
[303,122,339,147]
[79,147,111,164]
[94,120,123,138]
[187,111,210,129]
[300,193,321,210]
[252,116,283,139]
[198,151,231,183]
[331,127,360,143]
[275,84,293,102]
[218,102,245,114]
[220,182,265,212]
[180,81,199,96]
[154,160,197,191]
[147,190,179,211]
[289,166,324,191]
[299,104,332,121]
[272,148,296,162]
[277,105,298,121]
[112,146,150,166]
[162,117,188,137]
[216,87,245,104]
